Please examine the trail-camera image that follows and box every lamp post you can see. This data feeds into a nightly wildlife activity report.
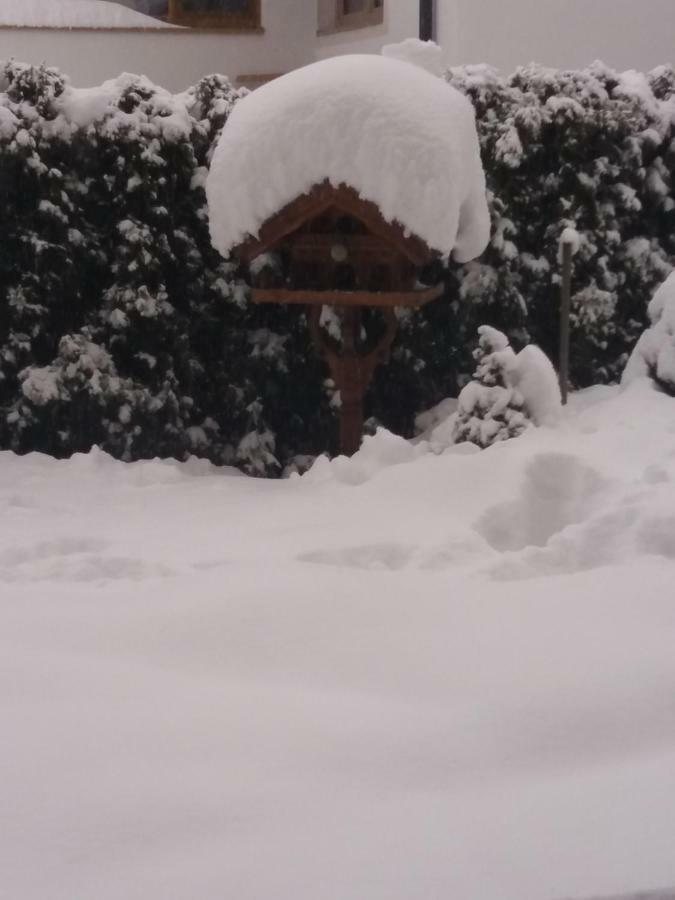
[419,0,435,41]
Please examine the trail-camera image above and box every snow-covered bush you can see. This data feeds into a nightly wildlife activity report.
[453,326,561,449]
[0,62,270,466]
[446,62,675,387]
[622,271,675,394]
[1,58,674,474]
[453,326,530,448]
[9,332,151,458]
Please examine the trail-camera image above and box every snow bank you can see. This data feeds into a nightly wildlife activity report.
[623,271,675,390]
[207,54,490,261]
[0,0,179,29]
[2,383,675,900]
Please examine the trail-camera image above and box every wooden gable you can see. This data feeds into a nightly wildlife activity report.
[235,181,435,268]
[235,181,442,308]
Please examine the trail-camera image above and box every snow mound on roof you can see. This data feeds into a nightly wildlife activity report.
[207,54,490,261]
[0,0,179,29]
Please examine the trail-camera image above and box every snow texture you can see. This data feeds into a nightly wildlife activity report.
[560,225,582,256]
[0,0,179,29]
[623,271,675,390]
[207,54,490,261]
[381,38,445,77]
[452,327,560,449]
[2,383,675,900]
[513,344,563,426]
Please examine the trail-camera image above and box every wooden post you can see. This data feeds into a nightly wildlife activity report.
[419,0,435,41]
[338,307,365,456]
[559,240,573,405]
[308,305,398,457]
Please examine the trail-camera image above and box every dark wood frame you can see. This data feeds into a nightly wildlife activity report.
[167,0,261,30]
[252,284,443,308]
[236,181,432,268]
[231,179,442,456]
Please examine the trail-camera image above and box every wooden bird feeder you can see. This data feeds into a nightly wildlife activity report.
[232,180,443,456]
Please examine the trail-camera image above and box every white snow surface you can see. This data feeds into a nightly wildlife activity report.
[0,0,178,29]
[560,225,582,256]
[381,37,445,77]
[514,343,563,426]
[2,382,675,900]
[207,54,490,261]
[623,271,675,387]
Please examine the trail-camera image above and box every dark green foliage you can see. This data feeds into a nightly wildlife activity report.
[447,62,674,386]
[1,60,674,475]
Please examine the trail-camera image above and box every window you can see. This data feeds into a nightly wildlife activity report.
[335,0,383,30]
[115,0,261,29]
[168,0,260,28]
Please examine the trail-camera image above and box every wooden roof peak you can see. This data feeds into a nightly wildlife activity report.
[235,181,436,267]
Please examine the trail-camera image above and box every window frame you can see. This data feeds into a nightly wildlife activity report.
[334,0,383,32]
[167,0,261,31]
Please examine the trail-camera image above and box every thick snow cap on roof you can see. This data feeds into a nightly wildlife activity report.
[0,0,178,29]
[207,54,490,262]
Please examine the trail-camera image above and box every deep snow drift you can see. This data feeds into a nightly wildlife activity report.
[1,381,675,900]
[207,54,490,261]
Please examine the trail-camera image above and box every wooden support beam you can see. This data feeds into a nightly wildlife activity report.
[308,305,398,457]
[252,284,443,309]
[559,241,572,405]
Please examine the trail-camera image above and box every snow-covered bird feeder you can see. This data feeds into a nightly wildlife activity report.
[207,53,489,455]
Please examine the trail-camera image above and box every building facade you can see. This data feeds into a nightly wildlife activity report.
[0,0,673,90]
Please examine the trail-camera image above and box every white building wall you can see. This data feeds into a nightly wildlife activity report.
[314,1,417,60]
[314,0,675,74]
[0,0,314,90]
[438,0,674,74]
[1,0,673,92]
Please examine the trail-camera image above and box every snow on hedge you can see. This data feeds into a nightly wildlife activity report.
[207,54,490,261]
[0,0,178,29]
[623,271,675,391]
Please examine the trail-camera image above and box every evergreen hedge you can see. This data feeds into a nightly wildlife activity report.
[0,59,673,474]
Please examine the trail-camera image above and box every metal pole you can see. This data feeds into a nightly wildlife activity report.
[419,0,434,41]
[559,241,572,405]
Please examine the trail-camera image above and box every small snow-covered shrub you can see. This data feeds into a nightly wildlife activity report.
[453,326,530,448]
[453,326,561,448]
[623,271,675,394]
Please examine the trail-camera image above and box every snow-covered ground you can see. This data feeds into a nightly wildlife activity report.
[2,380,675,900]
